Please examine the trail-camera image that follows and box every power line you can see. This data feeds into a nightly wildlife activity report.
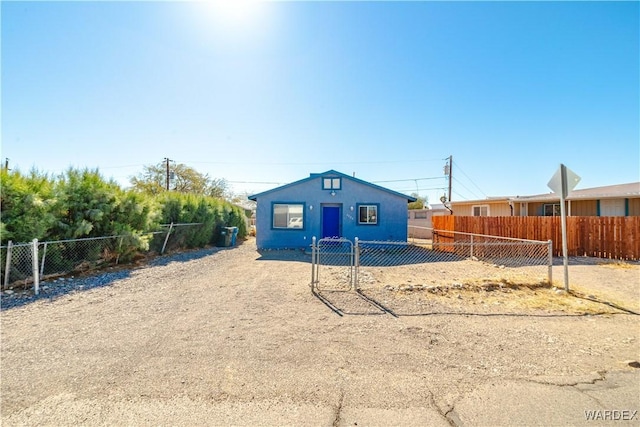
[181,158,445,166]
[228,181,281,185]
[371,176,445,184]
[452,189,470,200]
[389,186,448,193]
[452,160,488,198]
[98,163,148,169]
[452,176,483,200]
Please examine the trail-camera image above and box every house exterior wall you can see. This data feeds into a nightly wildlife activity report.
[527,201,573,216]
[408,209,433,238]
[254,175,410,249]
[512,203,523,216]
[571,200,597,216]
[629,198,640,216]
[451,205,472,216]
[525,199,640,216]
[527,202,544,216]
[451,201,512,217]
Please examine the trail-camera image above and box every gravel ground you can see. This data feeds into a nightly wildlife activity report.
[1,237,638,426]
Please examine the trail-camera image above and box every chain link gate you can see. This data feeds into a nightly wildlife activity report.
[311,237,355,291]
[311,237,392,316]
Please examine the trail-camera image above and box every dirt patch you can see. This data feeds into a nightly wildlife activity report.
[361,280,626,316]
[322,252,638,315]
[1,237,638,425]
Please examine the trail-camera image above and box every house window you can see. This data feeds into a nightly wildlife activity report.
[273,203,304,229]
[599,199,625,217]
[323,178,341,190]
[414,211,428,219]
[543,203,561,217]
[472,205,489,217]
[358,204,378,225]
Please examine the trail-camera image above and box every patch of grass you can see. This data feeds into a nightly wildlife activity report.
[597,261,637,270]
[385,278,623,314]
[459,280,617,314]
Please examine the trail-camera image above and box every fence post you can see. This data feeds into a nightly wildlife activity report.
[470,235,474,258]
[116,236,123,265]
[547,240,553,285]
[161,222,174,255]
[311,236,316,287]
[40,242,48,277]
[4,240,13,290]
[32,239,40,295]
[353,238,359,291]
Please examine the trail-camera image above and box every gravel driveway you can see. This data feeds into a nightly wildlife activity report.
[1,237,638,426]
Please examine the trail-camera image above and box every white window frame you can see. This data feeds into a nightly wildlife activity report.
[272,203,304,229]
[322,177,341,190]
[358,204,378,225]
[472,205,490,217]
[543,203,561,217]
[414,211,428,219]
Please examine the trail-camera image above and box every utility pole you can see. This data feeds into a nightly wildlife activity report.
[4,158,9,171]
[447,154,453,205]
[442,155,453,215]
[164,157,171,191]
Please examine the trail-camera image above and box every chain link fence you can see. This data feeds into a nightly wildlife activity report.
[312,228,552,299]
[37,236,124,281]
[1,241,38,289]
[0,223,209,293]
[357,231,552,290]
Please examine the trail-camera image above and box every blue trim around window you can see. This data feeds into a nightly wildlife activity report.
[356,203,380,226]
[321,177,341,191]
[270,201,306,231]
[625,198,629,217]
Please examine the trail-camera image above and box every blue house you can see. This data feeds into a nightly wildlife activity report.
[248,170,417,249]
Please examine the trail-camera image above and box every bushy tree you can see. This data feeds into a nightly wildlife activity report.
[155,192,246,249]
[52,168,121,239]
[0,168,61,243]
[130,162,229,199]
[408,193,428,210]
[1,165,244,261]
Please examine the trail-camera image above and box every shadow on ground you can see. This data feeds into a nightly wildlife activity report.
[1,245,233,311]
[256,249,311,263]
[553,256,640,266]
[312,287,639,318]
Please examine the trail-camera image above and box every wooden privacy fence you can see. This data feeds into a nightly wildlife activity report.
[432,216,640,260]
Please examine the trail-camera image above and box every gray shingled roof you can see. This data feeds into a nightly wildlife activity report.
[512,182,640,202]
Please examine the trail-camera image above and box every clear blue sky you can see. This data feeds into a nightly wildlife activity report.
[2,1,638,204]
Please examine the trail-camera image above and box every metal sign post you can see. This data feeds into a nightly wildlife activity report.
[547,164,581,291]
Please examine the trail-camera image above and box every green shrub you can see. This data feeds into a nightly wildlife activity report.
[1,167,245,254]
[0,168,60,244]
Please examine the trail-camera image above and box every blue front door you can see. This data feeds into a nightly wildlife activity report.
[322,206,341,238]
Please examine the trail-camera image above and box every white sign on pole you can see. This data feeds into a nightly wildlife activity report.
[547,165,581,198]
[547,164,581,291]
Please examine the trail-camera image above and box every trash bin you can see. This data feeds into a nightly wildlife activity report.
[230,227,238,246]
[218,228,232,247]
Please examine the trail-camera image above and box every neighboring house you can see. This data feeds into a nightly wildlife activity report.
[248,170,416,249]
[512,182,640,217]
[407,204,450,238]
[448,182,640,217]
[447,197,515,217]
